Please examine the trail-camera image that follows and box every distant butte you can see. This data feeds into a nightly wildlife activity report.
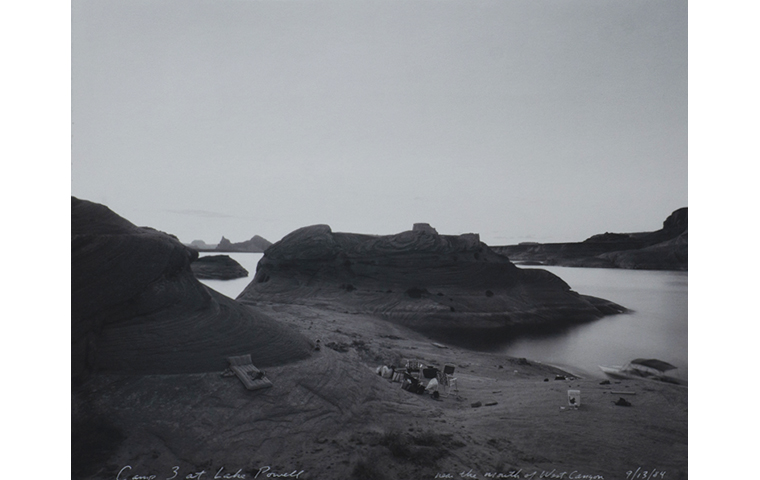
[492,208,688,271]
[237,223,626,344]
[213,235,272,253]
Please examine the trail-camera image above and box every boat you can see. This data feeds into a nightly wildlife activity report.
[599,358,685,385]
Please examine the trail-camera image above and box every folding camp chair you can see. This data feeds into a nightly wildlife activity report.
[438,364,457,396]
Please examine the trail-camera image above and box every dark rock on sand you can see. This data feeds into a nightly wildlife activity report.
[237,224,626,342]
[214,234,272,253]
[190,254,249,280]
[71,197,311,378]
[494,208,688,271]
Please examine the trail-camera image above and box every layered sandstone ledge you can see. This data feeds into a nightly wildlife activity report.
[237,223,626,341]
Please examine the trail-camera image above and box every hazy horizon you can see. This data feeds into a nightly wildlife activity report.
[71,0,687,247]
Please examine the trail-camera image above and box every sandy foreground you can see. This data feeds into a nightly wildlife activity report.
[73,302,687,480]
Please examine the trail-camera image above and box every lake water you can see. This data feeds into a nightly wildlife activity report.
[197,252,263,300]
[504,265,687,380]
[197,253,687,381]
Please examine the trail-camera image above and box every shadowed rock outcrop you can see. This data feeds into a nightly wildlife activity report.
[493,208,688,271]
[237,224,626,342]
[190,254,249,280]
[71,197,311,378]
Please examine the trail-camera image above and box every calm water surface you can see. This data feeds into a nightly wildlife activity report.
[505,265,687,380]
[197,253,687,380]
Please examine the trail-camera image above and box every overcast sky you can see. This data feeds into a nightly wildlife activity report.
[71,0,687,246]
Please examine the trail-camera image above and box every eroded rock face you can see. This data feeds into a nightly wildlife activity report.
[190,254,249,280]
[238,224,625,340]
[71,197,312,378]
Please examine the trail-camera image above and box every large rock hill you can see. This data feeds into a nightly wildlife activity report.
[71,197,312,378]
[237,223,625,342]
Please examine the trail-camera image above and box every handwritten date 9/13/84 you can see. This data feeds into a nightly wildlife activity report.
[626,468,666,480]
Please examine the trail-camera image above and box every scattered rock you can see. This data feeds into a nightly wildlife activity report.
[471,402,482,408]
[614,397,633,407]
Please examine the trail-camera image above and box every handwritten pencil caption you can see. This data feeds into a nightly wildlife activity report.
[117,465,304,480]
[435,467,666,480]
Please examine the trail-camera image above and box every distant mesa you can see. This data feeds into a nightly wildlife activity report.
[237,223,626,343]
[214,235,272,253]
[493,208,688,271]
[71,197,311,378]
[189,239,217,249]
[190,254,249,280]
[186,235,272,253]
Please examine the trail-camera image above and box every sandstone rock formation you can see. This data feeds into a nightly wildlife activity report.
[215,235,272,253]
[493,208,688,271]
[190,254,249,280]
[71,197,311,378]
[237,224,625,342]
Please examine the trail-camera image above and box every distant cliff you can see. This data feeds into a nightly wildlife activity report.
[493,208,688,271]
[213,235,272,253]
[71,197,311,378]
[237,223,626,342]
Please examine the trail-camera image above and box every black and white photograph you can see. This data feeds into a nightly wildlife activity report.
[67,1,695,479]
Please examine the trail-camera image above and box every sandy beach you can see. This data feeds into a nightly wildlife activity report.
[73,302,687,480]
